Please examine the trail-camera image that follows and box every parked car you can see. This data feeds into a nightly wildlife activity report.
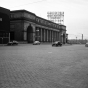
[52,41,62,46]
[7,40,18,45]
[33,41,40,45]
[85,42,88,47]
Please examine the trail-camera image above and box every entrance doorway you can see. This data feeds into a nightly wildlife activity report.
[27,25,33,43]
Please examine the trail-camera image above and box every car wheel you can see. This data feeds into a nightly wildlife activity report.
[56,44,58,46]
[52,44,54,46]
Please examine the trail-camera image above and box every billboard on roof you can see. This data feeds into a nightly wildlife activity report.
[47,11,64,24]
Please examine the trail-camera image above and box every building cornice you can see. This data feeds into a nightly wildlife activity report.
[10,10,66,31]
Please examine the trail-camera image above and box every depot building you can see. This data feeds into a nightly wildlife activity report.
[10,10,67,44]
[0,7,67,44]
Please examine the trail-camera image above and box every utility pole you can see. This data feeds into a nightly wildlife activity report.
[81,34,83,44]
[76,37,77,44]
[82,34,83,40]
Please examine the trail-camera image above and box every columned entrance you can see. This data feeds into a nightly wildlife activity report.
[31,26,65,43]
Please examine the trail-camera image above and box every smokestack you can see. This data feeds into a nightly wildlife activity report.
[82,34,83,40]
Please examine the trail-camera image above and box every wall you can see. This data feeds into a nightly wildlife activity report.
[10,20,24,41]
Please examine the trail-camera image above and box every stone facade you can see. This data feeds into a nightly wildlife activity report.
[10,10,66,43]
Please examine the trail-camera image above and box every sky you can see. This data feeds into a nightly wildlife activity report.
[0,0,88,39]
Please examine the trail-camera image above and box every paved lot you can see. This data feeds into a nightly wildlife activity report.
[0,44,88,88]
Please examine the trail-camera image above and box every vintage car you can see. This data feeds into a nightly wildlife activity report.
[7,40,18,45]
[33,41,40,45]
[85,42,88,47]
[52,41,62,46]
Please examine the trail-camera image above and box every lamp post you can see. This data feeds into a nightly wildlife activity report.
[76,37,77,44]
[77,33,83,44]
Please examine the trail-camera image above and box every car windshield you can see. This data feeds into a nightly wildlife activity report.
[35,41,39,43]
[55,41,60,43]
[55,42,58,43]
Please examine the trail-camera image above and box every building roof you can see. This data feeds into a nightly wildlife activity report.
[10,9,66,31]
[0,7,10,16]
[11,9,36,16]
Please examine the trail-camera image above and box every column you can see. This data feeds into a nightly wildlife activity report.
[53,31,55,42]
[61,32,63,43]
[65,33,66,43]
[36,27,39,41]
[57,32,58,41]
[44,29,45,42]
[55,31,56,41]
[47,30,48,42]
[58,32,60,41]
[54,31,56,41]
[45,29,47,42]
[50,30,51,42]
[56,32,57,41]
[33,32,35,42]
[56,32,58,41]
[63,33,66,44]
[57,32,59,41]
[58,31,60,42]
[41,28,42,42]
[42,28,44,42]
[52,31,53,42]
[48,30,49,42]
[32,25,36,42]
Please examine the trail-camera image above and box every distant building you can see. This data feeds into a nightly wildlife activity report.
[0,7,10,44]
[10,10,67,44]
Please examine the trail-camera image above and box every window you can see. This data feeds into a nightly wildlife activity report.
[0,33,2,37]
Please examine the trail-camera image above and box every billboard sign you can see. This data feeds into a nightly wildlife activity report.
[47,11,64,24]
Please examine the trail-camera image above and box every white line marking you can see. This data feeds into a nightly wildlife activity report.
[48,52,52,53]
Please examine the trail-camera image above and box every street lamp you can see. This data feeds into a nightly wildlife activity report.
[76,37,77,44]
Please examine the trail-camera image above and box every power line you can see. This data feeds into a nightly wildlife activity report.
[11,0,47,8]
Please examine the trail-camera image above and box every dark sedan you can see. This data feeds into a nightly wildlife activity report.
[7,40,18,45]
[52,41,62,47]
[85,42,88,47]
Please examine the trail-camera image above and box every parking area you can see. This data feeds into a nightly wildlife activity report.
[0,44,88,88]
